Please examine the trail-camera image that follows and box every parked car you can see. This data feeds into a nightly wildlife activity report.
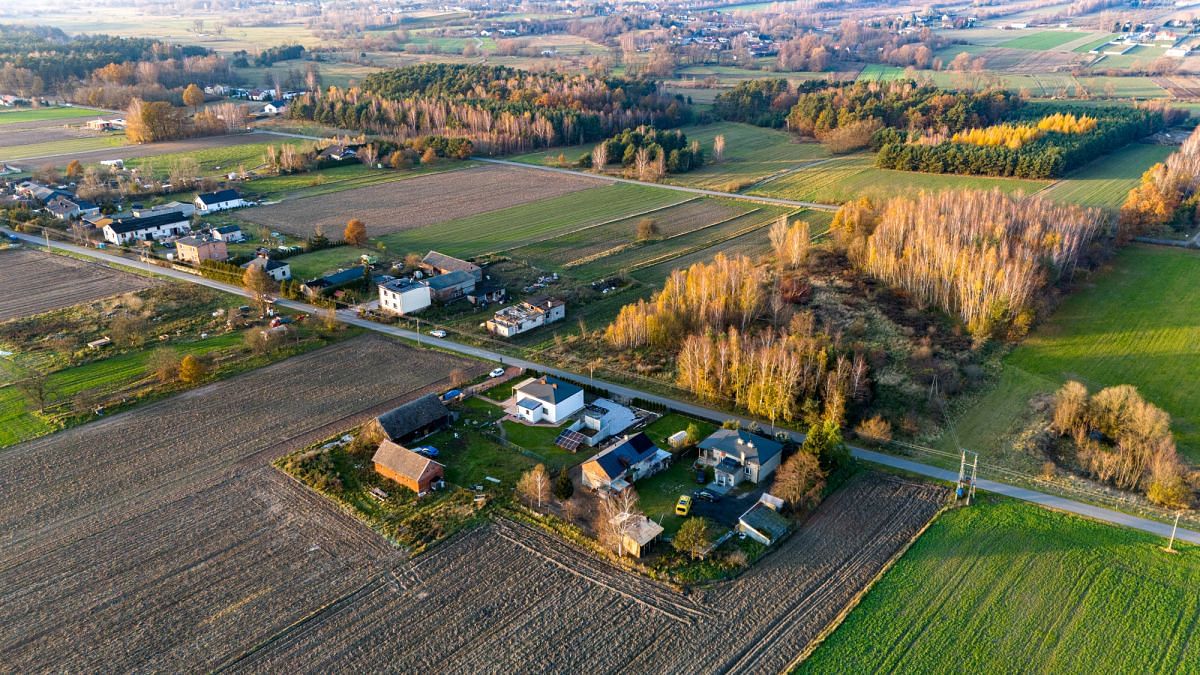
[429,329,448,338]
[692,490,720,503]
[675,495,692,516]
[488,367,505,378]
[414,446,439,458]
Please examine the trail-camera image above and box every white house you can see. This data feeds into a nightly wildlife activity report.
[510,376,584,425]
[241,253,291,281]
[563,398,637,448]
[263,102,287,115]
[102,211,191,245]
[379,278,432,315]
[194,189,246,212]
[486,298,566,337]
[697,429,784,488]
[213,225,246,243]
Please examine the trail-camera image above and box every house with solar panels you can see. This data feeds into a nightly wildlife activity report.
[555,398,638,451]
[580,433,672,492]
[509,376,584,425]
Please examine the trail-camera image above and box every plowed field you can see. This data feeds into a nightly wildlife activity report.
[0,248,155,322]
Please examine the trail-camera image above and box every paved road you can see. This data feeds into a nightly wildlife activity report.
[7,228,1199,545]
[475,157,840,211]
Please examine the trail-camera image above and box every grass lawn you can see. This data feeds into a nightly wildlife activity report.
[641,412,716,451]
[800,496,1200,673]
[636,451,705,537]
[0,134,125,160]
[1041,143,1173,211]
[939,245,1200,462]
[279,245,378,280]
[749,155,1049,204]
[243,162,464,202]
[125,138,306,176]
[376,183,687,259]
[1073,34,1118,53]
[999,30,1089,51]
[0,106,107,124]
[0,386,54,447]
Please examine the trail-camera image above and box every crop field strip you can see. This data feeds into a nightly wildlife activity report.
[0,335,484,671]
[0,249,156,322]
[7,131,288,170]
[0,134,126,162]
[226,473,946,674]
[1041,143,1173,210]
[0,106,107,125]
[239,164,602,238]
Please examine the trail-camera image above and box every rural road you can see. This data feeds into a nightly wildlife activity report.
[7,228,1200,545]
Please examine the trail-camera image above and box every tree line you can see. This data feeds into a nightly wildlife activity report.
[1121,124,1200,235]
[577,126,704,177]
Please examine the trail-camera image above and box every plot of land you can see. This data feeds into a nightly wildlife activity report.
[239,164,601,238]
[999,30,1089,51]
[801,497,1200,673]
[7,131,283,170]
[0,335,480,671]
[1042,143,1173,210]
[225,473,948,673]
[0,249,155,322]
[0,106,107,125]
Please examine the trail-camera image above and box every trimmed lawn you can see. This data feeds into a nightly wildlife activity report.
[124,139,306,176]
[281,245,378,280]
[641,412,716,451]
[0,106,107,124]
[801,497,1200,673]
[1073,34,1118,53]
[636,452,704,537]
[1041,143,1173,211]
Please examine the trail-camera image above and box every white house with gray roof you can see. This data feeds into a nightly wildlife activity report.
[698,429,783,488]
[510,376,584,424]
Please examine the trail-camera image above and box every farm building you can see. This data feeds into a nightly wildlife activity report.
[618,514,664,558]
[580,433,671,491]
[421,250,482,282]
[485,298,565,337]
[737,495,791,545]
[367,393,453,444]
[372,439,445,495]
[241,253,291,281]
[300,267,365,297]
[194,189,245,213]
[175,236,228,264]
[318,145,358,161]
[378,278,431,315]
[698,429,783,488]
[134,201,196,218]
[425,270,476,302]
[510,376,584,424]
[101,211,191,245]
[561,398,637,448]
[213,225,245,243]
[466,283,506,306]
[44,195,99,220]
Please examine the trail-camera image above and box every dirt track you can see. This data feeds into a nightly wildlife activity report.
[0,248,155,322]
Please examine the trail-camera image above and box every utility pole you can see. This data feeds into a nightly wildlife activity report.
[957,449,978,505]
[1167,512,1181,553]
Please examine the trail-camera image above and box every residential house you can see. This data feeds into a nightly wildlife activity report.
[175,235,228,264]
[562,398,637,448]
[466,283,506,306]
[379,278,432,315]
[85,118,116,131]
[101,211,191,245]
[737,494,791,545]
[44,195,99,220]
[194,189,245,212]
[425,270,475,302]
[262,102,287,115]
[581,433,672,491]
[486,298,565,337]
[213,224,246,243]
[317,145,357,161]
[372,439,445,495]
[421,250,482,282]
[135,201,195,218]
[511,376,584,425]
[241,253,291,281]
[618,514,664,558]
[698,429,784,488]
[300,267,364,297]
[365,393,453,443]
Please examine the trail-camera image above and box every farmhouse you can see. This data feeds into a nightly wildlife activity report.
[511,376,584,424]
[318,144,358,161]
[44,195,99,220]
[101,211,191,245]
[698,429,783,488]
[486,298,565,337]
[425,270,475,302]
[175,235,228,264]
[213,224,246,243]
[379,278,432,315]
[372,439,445,495]
[581,433,672,491]
[194,189,245,213]
[367,393,453,444]
[559,398,637,449]
[421,250,482,282]
[737,494,791,545]
[134,200,195,218]
[241,253,291,281]
[301,267,364,297]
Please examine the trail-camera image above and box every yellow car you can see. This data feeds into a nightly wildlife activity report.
[675,495,692,516]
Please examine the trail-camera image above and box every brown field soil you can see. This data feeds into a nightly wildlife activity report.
[0,122,111,148]
[976,47,1082,73]
[6,131,271,169]
[0,335,483,672]
[0,248,156,322]
[228,473,946,674]
[237,164,603,238]
[1152,75,1200,98]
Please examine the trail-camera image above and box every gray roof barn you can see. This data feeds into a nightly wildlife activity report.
[371,393,452,442]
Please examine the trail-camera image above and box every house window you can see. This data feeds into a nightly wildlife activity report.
[744,465,752,476]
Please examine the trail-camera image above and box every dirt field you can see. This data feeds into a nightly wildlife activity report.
[0,335,483,671]
[238,164,602,238]
[0,248,156,322]
[0,119,115,149]
[229,473,946,674]
[5,130,276,169]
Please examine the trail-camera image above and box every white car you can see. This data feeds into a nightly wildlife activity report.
[489,367,505,378]
[429,329,448,338]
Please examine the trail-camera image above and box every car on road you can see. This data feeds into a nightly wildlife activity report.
[489,367,505,378]
[692,489,720,503]
[675,495,692,516]
[429,329,448,338]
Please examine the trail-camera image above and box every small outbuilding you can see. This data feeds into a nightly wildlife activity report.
[367,393,453,444]
[619,514,665,558]
[737,494,791,546]
[372,439,445,495]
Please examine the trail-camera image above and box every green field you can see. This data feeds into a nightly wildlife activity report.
[0,134,125,160]
[376,183,687,259]
[750,155,1049,205]
[125,138,305,176]
[1000,30,1089,51]
[1042,143,1173,210]
[283,245,378,280]
[941,245,1200,463]
[244,162,460,202]
[801,497,1200,673]
[0,106,107,124]
[1073,34,1119,53]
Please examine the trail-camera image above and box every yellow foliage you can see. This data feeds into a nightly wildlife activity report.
[1036,112,1097,134]
[951,124,1043,150]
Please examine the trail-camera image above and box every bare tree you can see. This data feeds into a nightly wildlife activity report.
[242,263,276,317]
[595,488,642,556]
[517,464,552,508]
[591,141,608,172]
[713,134,726,162]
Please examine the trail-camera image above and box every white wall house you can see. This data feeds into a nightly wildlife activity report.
[379,278,432,315]
[486,298,566,337]
[102,211,191,245]
[241,254,291,281]
[194,189,246,213]
[511,376,584,424]
[213,225,245,243]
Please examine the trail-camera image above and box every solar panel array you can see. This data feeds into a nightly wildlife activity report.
[555,429,587,452]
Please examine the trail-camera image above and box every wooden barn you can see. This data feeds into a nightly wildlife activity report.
[364,394,452,444]
[372,440,445,495]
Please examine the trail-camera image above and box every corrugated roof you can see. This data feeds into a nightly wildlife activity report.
[372,439,441,481]
[375,394,451,441]
[423,250,480,275]
[196,189,241,205]
[425,270,475,290]
[739,502,791,543]
[105,210,189,234]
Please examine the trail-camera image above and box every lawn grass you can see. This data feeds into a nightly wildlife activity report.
[939,245,1200,462]
[641,413,717,453]
[636,452,703,537]
[0,134,125,160]
[1041,143,1173,211]
[999,30,1089,51]
[1073,34,1119,53]
[376,183,687,259]
[0,106,107,124]
[749,155,1049,204]
[800,496,1200,673]
[280,245,378,280]
[125,138,306,176]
